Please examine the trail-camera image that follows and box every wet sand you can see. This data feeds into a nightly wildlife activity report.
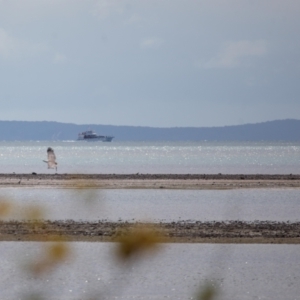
[0,173,299,244]
[0,173,300,189]
[0,220,299,244]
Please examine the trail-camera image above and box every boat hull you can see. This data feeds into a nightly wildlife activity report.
[77,130,114,142]
[77,136,114,142]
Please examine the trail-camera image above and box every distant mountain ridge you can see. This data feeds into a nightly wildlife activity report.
[0,119,299,141]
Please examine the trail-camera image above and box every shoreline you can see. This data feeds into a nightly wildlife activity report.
[0,220,299,244]
[0,174,300,189]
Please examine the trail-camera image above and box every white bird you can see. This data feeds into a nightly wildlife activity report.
[43,147,58,172]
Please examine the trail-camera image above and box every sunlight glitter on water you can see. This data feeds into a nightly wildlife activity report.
[0,243,300,300]
[0,141,299,174]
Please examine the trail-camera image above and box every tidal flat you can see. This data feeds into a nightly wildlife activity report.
[0,174,299,244]
[0,220,299,244]
[0,173,300,189]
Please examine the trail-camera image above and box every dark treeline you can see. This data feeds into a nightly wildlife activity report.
[0,119,299,141]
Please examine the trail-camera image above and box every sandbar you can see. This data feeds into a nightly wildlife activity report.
[0,173,299,189]
[0,220,299,244]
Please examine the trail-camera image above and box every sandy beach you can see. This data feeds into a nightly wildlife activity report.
[0,173,299,243]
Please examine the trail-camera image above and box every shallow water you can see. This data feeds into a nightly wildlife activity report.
[1,188,299,222]
[0,141,299,174]
[1,242,300,300]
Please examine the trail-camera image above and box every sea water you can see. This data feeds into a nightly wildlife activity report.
[0,188,299,222]
[1,242,300,300]
[0,141,299,174]
[0,141,300,299]
[0,187,299,299]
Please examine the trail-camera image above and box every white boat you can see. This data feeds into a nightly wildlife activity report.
[77,130,114,142]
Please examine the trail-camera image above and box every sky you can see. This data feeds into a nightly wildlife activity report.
[0,0,299,128]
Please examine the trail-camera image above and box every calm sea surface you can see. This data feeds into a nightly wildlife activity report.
[1,188,299,222]
[1,242,300,300]
[0,141,299,174]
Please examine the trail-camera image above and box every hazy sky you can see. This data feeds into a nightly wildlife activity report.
[0,0,299,127]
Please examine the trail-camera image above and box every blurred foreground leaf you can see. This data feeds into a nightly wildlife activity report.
[0,201,12,217]
[24,205,44,220]
[196,283,217,300]
[115,225,162,261]
[29,242,71,275]
[23,293,45,300]
[71,179,102,208]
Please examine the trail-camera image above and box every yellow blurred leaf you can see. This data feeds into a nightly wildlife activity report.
[0,202,12,217]
[115,225,161,260]
[196,284,217,300]
[29,242,71,275]
[47,243,69,262]
[24,205,44,220]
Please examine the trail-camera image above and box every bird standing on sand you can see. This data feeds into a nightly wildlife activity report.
[43,147,58,172]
